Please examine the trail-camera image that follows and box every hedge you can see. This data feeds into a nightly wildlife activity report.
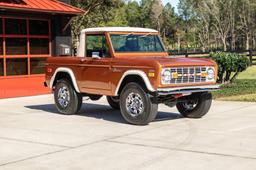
[209,52,250,83]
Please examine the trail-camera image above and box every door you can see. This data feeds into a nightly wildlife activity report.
[80,34,112,95]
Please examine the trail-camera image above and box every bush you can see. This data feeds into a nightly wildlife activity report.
[209,52,250,83]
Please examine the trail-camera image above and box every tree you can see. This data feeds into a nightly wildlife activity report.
[70,0,256,51]
[179,0,212,51]
[71,0,122,35]
[140,0,154,28]
[150,0,163,31]
[237,0,256,50]
[162,3,177,47]
[125,1,143,27]
[70,0,122,47]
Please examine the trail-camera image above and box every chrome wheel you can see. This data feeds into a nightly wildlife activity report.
[126,92,144,117]
[58,86,70,108]
[182,100,198,111]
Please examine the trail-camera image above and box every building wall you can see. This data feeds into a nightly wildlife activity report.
[0,11,73,98]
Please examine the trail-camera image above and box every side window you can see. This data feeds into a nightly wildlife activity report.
[86,34,110,58]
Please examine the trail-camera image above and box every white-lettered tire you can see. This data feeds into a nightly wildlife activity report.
[120,83,158,125]
[176,92,212,118]
[54,79,82,115]
[107,96,120,109]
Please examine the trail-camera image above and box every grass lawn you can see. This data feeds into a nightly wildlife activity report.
[236,66,256,79]
[216,94,256,102]
[212,66,256,102]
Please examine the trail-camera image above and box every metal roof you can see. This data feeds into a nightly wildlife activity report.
[0,0,84,15]
[81,27,159,33]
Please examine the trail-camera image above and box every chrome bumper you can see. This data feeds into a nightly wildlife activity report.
[157,85,220,96]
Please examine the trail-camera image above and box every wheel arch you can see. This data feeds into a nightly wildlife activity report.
[115,70,155,96]
[50,67,80,93]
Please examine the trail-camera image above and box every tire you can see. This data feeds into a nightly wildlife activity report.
[176,92,212,118]
[54,79,82,115]
[107,96,120,110]
[119,83,158,125]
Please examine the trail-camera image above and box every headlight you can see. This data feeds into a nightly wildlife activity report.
[161,69,172,84]
[206,67,215,81]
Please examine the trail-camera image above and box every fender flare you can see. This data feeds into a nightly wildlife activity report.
[50,67,80,93]
[115,70,156,96]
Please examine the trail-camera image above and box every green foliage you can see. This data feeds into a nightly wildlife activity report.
[178,0,256,51]
[213,65,256,102]
[162,3,177,45]
[70,0,177,49]
[210,52,250,83]
[213,79,256,99]
[125,1,142,27]
[71,0,124,36]
[101,7,128,27]
[70,0,256,51]
[237,66,256,79]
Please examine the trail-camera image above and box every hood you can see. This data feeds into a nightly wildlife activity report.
[156,56,216,67]
[119,55,216,67]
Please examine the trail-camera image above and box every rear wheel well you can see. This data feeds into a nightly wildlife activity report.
[53,72,73,88]
[117,75,147,95]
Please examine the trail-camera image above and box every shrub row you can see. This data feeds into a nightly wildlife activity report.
[209,52,250,83]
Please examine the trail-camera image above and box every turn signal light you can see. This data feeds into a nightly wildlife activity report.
[201,72,207,77]
[148,72,155,77]
[172,72,178,79]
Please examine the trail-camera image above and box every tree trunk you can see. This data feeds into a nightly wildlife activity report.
[222,39,227,51]
[246,33,250,50]
[177,35,181,52]
[231,33,236,50]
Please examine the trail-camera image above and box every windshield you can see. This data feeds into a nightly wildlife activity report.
[110,34,165,53]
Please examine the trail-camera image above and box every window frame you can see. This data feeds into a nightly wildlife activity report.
[0,58,3,77]
[85,33,112,58]
[5,18,27,35]
[0,16,51,78]
[6,58,28,76]
[110,34,165,53]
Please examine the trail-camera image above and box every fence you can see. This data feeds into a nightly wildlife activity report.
[168,50,256,66]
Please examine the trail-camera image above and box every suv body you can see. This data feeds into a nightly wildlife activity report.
[45,27,219,125]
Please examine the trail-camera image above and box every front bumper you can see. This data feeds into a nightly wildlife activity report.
[157,84,220,96]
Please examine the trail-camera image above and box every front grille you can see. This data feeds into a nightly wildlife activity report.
[170,67,207,84]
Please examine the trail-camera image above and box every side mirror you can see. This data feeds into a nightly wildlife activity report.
[92,52,101,59]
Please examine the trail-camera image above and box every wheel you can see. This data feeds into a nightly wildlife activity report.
[107,96,120,109]
[176,92,212,118]
[54,79,82,115]
[119,83,158,125]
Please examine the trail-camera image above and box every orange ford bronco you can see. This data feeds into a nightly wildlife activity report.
[45,27,219,125]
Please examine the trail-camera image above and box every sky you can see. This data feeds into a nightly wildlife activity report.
[164,0,179,12]
[135,0,179,11]
[162,0,179,7]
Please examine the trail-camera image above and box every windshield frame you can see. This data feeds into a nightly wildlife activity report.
[109,32,166,54]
